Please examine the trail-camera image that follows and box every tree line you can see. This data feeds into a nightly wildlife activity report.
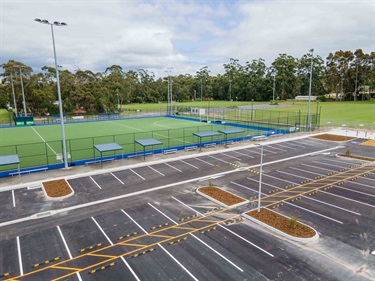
[0,49,373,116]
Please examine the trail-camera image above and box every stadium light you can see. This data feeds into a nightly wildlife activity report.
[229,80,232,101]
[255,143,264,212]
[15,66,27,116]
[10,73,18,117]
[272,71,276,102]
[307,48,314,131]
[35,18,69,169]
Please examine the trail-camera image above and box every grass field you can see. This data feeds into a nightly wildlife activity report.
[120,99,375,128]
[0,116,272,173]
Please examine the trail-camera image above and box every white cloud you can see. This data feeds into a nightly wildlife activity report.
[1,0,373,77]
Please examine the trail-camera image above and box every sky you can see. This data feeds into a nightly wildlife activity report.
[1,0,374,77]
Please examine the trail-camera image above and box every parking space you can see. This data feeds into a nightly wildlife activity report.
[1,136,374,280]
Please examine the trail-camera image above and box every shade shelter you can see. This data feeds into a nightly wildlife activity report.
[193,131,222,151]
[218,128,245,147]
[93,143,123,167]
[0,154,20,175]
[135,138,163,160]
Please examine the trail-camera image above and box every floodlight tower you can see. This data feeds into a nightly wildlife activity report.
[35,18,69,169]
[307,48,314,131]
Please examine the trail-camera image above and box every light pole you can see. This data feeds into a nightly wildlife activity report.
[354,59,358,102]
[35,18,69,169]
[251,99,254,120]
[307,48,314,131]
[272,72,276,102]
[16,67,27,116]
[229,80,232,101]
[200,78,203,101]
[255,143,264,212]
[10,73,18,117]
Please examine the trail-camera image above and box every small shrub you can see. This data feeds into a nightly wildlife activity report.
[208,179,214,187]
[345,148,351,156]
[290,215,299,228]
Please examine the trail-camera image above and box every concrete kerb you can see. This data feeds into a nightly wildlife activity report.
[241,208,319,243]
[41,179,75,201]
[196,186,248,209]
[0,130,337,192]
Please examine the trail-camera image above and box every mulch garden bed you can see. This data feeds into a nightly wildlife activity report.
[337,154,375,161]
[311,134,355,141]
[246,208,315,238]
[199,186,246,206]
[43,179,72,198]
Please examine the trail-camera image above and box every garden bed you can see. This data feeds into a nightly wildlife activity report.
[337,154,375,162]
[42,179,74,200]
[244,208,318,241]
[311,134,355,141]
[197,186,247,208]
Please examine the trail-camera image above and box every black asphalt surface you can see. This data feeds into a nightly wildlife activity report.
[0,136,374,281]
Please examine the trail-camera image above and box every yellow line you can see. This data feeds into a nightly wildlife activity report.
[50,265,81,271]
[148,234,172,238]
[195,219,220,223]
[119,243,147,247]
[87,253,117,258]
[173,226,196,231]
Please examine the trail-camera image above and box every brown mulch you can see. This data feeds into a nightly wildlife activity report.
[246,208,315,238]
[311,134,355,141]
[199,186,245,206]
[338,154,375,161]
[43,179,72,197]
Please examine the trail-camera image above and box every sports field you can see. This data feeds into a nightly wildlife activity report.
[0,116,274,173]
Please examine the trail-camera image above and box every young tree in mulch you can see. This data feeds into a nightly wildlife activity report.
[247,208,315,238]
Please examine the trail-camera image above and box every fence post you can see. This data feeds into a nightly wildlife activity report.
[45,142,49,167]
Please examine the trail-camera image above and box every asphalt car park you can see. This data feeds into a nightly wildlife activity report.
[0,135,374,280]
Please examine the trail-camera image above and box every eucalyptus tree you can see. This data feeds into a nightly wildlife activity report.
[271,54,297,100]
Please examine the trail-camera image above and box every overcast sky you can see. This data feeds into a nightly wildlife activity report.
[1,0,374,77]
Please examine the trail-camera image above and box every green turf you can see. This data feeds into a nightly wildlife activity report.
[0,117,263,171]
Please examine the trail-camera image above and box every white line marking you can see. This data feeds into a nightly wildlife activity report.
[243,148,262,155]
[159,244,199,280]
[298,139,317,146]
[191,233,244,271]
[30,126,58,155]
[57,226,83,281]
[289,167,375,194]
[221,153,241,161]
[91,217,140,281]
[110,172,124,185]
[121,209,148,234]
[148,165,165,176]
[171,196,273,258]
[208,155,228,164]
[263,145,286,152]
[287,142,306,149]
[130,169,146,180]
[148,204,247,270]
[164,162,182,172]
[232,151,254,158]
[273,143,296,150]
[12,190,15,208]
[180,160,199,169]
[89,176,102,189]
[323,158,365,165]
[16,236,23,276]
[312,160,348,169]
[245,178,361,216]
[264,174,375,208]
[301,163,336,172]
[218,224,274,257]
[122,209,198,279]
[91,217,113,245]
[194,157,215,166]
[285,202,343,224]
